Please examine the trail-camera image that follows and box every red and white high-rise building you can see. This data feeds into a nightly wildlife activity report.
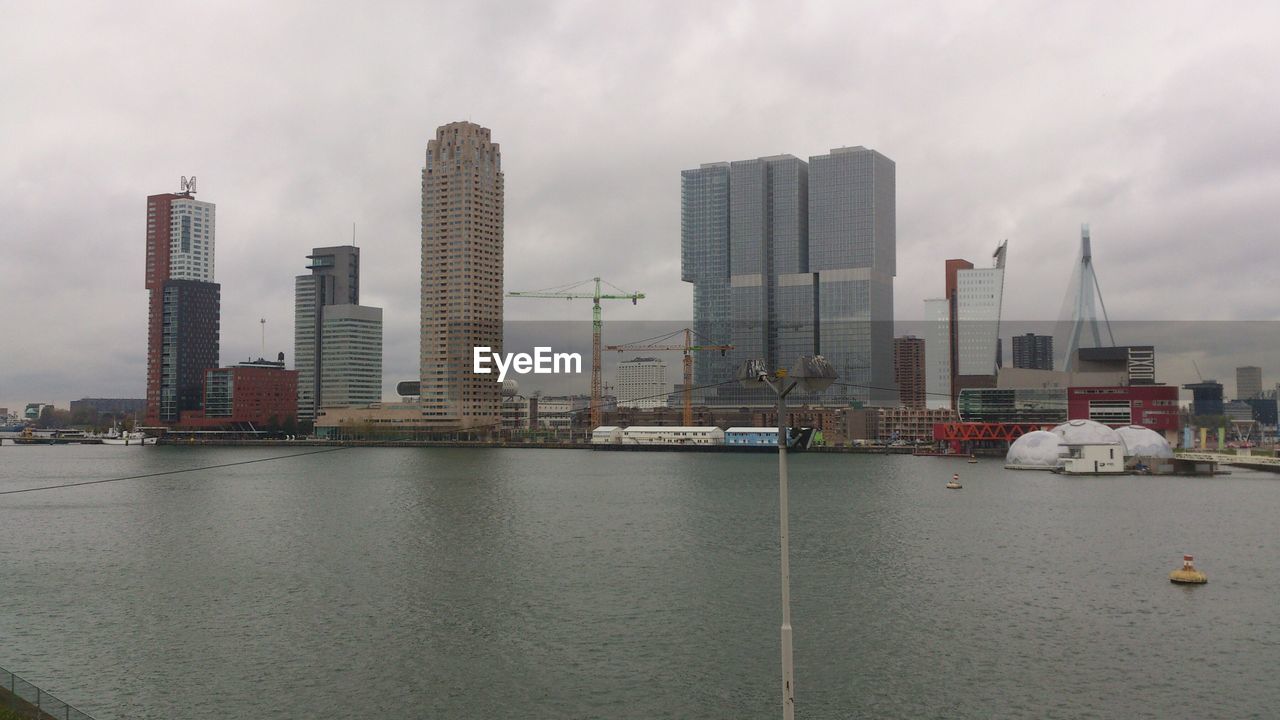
[144,179,220,425]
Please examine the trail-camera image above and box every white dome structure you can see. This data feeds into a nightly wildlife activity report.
[1005,430,1067,469]
[1115,425,1173,458]
[1050,419,1122,446]
[501,378,520,397]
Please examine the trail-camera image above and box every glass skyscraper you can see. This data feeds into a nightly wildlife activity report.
[294,245,383,421]
[681,146,896,406]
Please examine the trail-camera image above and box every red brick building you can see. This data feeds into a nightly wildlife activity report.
[179,358,298,429]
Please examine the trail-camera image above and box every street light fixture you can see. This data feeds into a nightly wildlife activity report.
[737,354,836,720]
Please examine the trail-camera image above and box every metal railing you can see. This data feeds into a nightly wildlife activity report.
[0,665,96,720]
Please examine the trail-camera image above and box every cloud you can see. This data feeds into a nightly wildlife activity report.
[3,0,1279,409]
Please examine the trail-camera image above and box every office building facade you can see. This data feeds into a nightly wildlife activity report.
[923,297,951,408]
[1012,333,1054,370]
[893,336,926,409]
[681,146,895,406]
[1237,366,1262,400]
[294,246,382,420]
[200,358,299,427]
[616,357,668,409]
[319,304,383,409]
[420,121,504,430]
[928,242,1008,407]
[954,242,1007,377]
[1183,381,1224,417]
[145,187,221,426]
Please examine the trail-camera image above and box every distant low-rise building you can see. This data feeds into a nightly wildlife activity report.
[24,403,52,421]
[69,398,146,419]
[842,407,958,444]
[1245,396,1278,426]
[1183,381,1224,417]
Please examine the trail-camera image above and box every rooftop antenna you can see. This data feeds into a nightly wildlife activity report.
[352,221,357,246]
[260,318,266,358]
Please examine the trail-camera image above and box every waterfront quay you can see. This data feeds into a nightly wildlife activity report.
[150,436,935,454]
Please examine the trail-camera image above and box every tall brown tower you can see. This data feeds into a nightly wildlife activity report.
[420,122,504,430]
[893,336,926,409]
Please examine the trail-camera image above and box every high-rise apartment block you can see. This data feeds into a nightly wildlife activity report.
[294,246,382,420]
[893,336,926,409]
[682,146,895,406]
[1012,333,1054,370]
[145,182,221,425]
[420,121,504,430]
[1236,365,1262,400]
[616,357,668,409]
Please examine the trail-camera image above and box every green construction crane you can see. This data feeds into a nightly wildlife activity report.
[508,277,645,430]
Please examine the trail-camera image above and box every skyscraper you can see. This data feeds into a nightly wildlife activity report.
[681,146,895,406]
[294,245,382,421]
[1236,366,1262,400]
[145,181,220,425]
[420,121,504,430]
[923,297,951,408]
[954,241,1007,377]
[681,162,733,391]
[930,242,1008,406]
[893,336,926,409]
[1012,333,1054,370]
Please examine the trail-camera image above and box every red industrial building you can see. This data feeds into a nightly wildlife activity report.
[1066,385,1180,434]
[178,358,298,429]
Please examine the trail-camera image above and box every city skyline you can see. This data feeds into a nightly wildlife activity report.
[4,2,1280,410]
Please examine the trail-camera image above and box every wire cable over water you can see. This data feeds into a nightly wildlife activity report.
[0,446,352,496]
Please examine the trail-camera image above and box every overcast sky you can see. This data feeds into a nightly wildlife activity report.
[3,0,1279,411]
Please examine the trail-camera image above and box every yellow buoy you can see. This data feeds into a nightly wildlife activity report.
[1169,554,1207,584]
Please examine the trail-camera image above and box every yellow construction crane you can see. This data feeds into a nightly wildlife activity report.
[606,328,733,426]
[508,277,644,429]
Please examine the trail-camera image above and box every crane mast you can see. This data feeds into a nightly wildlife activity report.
[606,328,733,426]
[508,277,644,429]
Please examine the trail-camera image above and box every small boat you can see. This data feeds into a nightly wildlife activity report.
[102,428,155,446]
[946,473,962,490]
[967,455,978,464]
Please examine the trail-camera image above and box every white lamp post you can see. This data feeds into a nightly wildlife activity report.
[737,355,837,720]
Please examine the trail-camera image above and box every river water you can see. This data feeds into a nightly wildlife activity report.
[1,444,1276,719]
